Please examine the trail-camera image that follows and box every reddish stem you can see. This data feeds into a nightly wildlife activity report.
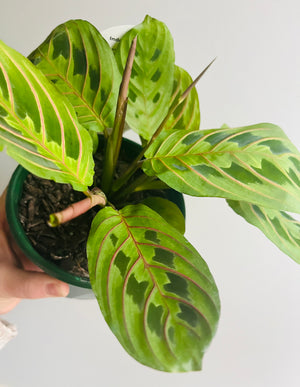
[48,189,107,227]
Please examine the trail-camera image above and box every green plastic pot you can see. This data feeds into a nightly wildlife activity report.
[5,137,185,299]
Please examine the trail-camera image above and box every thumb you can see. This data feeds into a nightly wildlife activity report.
[0,263,70,300]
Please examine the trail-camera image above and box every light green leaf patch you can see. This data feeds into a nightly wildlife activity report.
[87,204,220,372]
[0,39,94,191]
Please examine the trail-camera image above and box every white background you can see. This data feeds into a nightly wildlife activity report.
[1,0,300,386]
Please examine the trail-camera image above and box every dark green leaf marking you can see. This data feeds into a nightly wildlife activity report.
[206,131,230,146]
[192,164,223,178]
[153,248,175,268]
[288,168,300,186]
[151,48,161,61]
[145,230,160,244]
[73,47,87,76]
[177,303,198,328]
[0,69,9,100]
[127,274,149,310]
[229,132,261,147]
[52,31,70,60]
[182,132,203,146]
[114,251,131,277]
[153,92,160,103]
[147,303,164,337]
[254,160,291,185]
[89,67,100,92]
[259,139,291,155]
[222,163,262,184]
[252,205,266,219]
[110,234,118,246]
[128,89,137,103]
[164,272,190,300]
[151,69,162,82]
[0,106,8,117]
[168,327,175,343]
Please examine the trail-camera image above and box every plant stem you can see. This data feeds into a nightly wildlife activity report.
[102,36,137,194]
[112,173,169,203]
[47,188,107,227]
[112,58,216,193]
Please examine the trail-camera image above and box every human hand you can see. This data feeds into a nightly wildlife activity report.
[0,189,69,314]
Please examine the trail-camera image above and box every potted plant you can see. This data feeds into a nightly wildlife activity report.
[1,15,300,373]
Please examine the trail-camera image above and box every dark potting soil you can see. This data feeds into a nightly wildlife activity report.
[19,173,96,279]
[18,149,170,280]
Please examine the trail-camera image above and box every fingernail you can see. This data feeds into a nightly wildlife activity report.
[46,283,69,297]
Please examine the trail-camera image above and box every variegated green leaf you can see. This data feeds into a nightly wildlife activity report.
[87,204,220,372]
[228,200,300,264]
[0,40,94,191]
[143,123,300,213]
[163,65,200,132]
[28,20,121,133]
[114,15,175,141]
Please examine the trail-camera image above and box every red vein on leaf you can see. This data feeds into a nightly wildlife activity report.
[64,25,72,81]
[163,295,213,334]
[177,322,202,340]
[148,264,219,314]
[142,286,167,368]
[94,216,122,277]
[165,156,235,196]
[232,153,300,202]
[136,239,214,286]
[250,204,299,250]
[200,154,278,201]
[121,256,140,353]
[106,235,131,313]
[162,312,178,360]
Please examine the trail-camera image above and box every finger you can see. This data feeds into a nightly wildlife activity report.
[0,263,70,299]
[0,297,20,315]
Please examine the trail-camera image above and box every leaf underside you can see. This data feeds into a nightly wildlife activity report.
[87,204,220,372]
[143,123,300,213]
[28,19,121,133]
[114,15,175,141]
[0,39,94,191]
[228,200,300,264]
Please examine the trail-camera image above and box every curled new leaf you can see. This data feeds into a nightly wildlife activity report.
[143,123,300,213]
[0,40,94,191]
[87,204,220,372]
[29,20,122,133]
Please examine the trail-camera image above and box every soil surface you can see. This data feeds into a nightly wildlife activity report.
[19,174,96,278]
[18,146,169,279]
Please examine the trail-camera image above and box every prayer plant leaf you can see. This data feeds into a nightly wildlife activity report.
[228,200,300,264]
[28,19,121,133]
[143,123,300,213]
[164,65,200,132]
[87,204,220,372]
[0,39,94,191]
[141,196,186,234]
[114,15,175,141]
